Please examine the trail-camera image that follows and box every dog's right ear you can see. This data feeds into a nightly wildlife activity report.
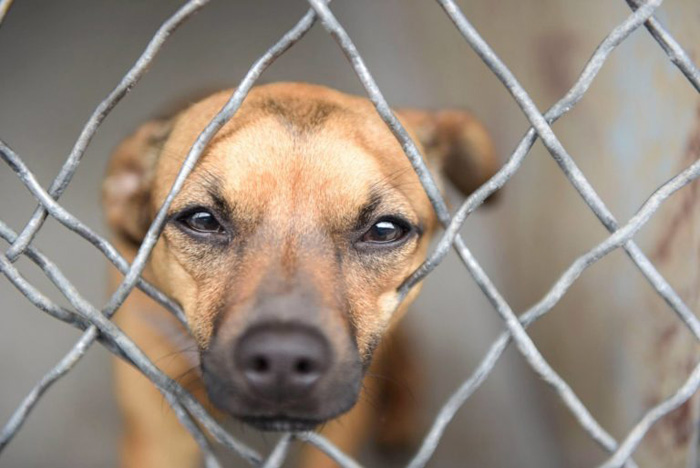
[396,109,499,199]
[102,119,173,246]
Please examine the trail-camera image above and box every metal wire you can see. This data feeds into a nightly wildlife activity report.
[4,0,211,262]
[1,0,699,467]
[0,0,13,26]
[261,434,295,468]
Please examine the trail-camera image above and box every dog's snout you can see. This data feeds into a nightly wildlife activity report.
[202,286,361,429]
[234,325,330,401]
[203,318,362,430]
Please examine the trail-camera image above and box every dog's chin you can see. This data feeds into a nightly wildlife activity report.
[239,415,322,432]
[234,395,361,433]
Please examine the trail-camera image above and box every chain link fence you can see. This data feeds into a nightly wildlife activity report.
[1,0,700,467]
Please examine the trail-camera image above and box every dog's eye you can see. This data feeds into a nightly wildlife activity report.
[361,218,409,244]
[179,210,224,235]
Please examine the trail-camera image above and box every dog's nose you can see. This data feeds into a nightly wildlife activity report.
[234,325,330,401]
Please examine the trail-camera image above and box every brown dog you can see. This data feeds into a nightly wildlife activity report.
[103,82,498,467]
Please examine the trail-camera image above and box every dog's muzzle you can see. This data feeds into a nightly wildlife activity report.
[201,321,362,431]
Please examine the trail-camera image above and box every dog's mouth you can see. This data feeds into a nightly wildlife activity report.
[239,415,322,432]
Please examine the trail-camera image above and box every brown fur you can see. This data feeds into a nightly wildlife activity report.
[103,82,498,467]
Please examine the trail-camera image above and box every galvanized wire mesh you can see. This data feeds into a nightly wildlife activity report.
[1,0,700,467]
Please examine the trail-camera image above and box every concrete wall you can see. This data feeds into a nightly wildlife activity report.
[1,1,698,467]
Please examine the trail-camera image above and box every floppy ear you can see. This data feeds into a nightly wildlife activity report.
[102,118,173,246]
[396,109,499,198]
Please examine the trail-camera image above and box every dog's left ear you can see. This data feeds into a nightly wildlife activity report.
[397,109,499,197]
[102,118,173,246]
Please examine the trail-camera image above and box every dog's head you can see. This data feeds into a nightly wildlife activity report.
[104,82,497,431]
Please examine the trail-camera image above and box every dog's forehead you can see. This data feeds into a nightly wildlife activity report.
[211,121,382,206]
[189,120,414,227]
[154,84,432,225]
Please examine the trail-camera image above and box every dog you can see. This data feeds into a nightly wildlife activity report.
[102,82,498,467]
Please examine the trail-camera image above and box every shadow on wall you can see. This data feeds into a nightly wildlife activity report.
[0,0,699,467]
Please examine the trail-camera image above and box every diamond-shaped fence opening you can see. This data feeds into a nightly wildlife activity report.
[1,0,700,467]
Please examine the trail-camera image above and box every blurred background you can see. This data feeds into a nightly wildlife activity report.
[1,1,699,467]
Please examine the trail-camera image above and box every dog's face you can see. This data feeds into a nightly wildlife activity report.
[104,83,497,431]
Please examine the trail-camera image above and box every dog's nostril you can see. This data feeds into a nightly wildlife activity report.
[252,356,270,373]
[295,358,313,375]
